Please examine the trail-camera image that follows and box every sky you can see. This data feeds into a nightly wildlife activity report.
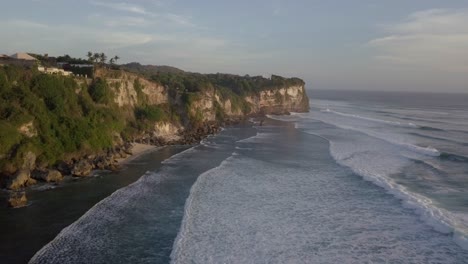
[1,0,467,93]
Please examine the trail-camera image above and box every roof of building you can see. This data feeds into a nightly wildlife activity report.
[0,54,10,58]
[10,53,37,61]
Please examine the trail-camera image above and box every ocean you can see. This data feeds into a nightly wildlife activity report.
[29,90,468,263]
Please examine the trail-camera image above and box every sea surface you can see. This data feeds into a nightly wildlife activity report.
[30,90,468,263]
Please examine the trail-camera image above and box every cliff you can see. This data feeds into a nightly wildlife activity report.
[0,65,309,201]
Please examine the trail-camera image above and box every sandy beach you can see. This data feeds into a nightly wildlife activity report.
[117,143,160,165]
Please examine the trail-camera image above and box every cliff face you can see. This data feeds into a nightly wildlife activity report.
[101,70,169,107]
[0,66,310,192]
[156,81,308,124]
[101,70,310,130]
[245,85,309,115]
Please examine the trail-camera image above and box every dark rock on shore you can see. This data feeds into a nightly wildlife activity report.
[32,169,63,183]
[5,170,37,190]
[71,160,93,177]
[8,191,27,208]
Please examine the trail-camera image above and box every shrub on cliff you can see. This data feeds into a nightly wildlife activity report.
[135,105,168,122]
[88,78,114,104]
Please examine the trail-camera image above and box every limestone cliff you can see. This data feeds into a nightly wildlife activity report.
[0,66,310,191]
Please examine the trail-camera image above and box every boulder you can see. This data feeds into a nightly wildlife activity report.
[71,160,93,177]
[8,191,27,208]
[123,143,133,155]
[56,161,72,175]
[94,156,108,170]
[32,169,63,183]
[6,170,32,190]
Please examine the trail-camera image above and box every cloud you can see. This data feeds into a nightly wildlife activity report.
[89,1,197,29]
[272,0,282,16]
[90,1,148,15]
[164,13,195,27]
[0,19,153,50]
[88,14,150,27]
[368,9,468,72]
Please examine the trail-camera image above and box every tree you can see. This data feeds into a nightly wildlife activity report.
[109,58,115,65]
[87,51,93,62]
[113,55,120,64]
[93,53,100,64]
[99,53,107,65]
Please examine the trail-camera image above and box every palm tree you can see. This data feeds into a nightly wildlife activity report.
[99,52,107,65]
[109,58,115,65]
[113,55,120,64]
[93,53,100,64]
[87,51,93,62]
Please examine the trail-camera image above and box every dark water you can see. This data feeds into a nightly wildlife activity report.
[29,125,256,263]
[273,90,468,250]
[0,146,185,264]
[29,116,468,263]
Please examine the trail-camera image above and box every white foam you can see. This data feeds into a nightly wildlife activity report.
[171,148,468,263]
[293,118,468,251]
[289,111,442,157]
[161,147,199,164]
[323,108,419,128]
[236,132,277,143]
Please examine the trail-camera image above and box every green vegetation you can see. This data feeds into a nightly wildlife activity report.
[0,65,124,170]
[135,105,168,122]
[0,63,306,175]
[88,78,113,104]
[123,63,303,97]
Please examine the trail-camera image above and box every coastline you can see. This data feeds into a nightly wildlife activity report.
[116,143,160,166]
[0,144,189,264]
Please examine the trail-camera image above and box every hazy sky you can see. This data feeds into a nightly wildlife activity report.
[1,0,467,93]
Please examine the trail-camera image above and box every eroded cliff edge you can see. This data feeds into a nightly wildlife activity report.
[0,65,309,205]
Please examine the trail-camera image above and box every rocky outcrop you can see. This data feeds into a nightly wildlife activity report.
[18,121,37,138]
[5,170,36,190]
[153,122,182,142]
[71,160,93,177]
[8,191,27,208]
[3,151,39,189]
[32,169,63,183]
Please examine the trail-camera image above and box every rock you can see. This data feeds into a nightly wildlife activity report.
[56,161,72,175]
[6,170,31,190]
[26,177,37,186]
[8,191,27,208]
[94,156,108,170]
[107,163,120,172]
[71,160,93,177]
[21,151,36,171]
[123,143,134,155]
[45,170,63,182]
[32,169,63,183]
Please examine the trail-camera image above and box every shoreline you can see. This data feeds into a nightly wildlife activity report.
[116,143,160,166]
[0,144,189,264]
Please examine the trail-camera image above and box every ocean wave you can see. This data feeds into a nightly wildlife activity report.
[440,152,468,163]
[322,108,419,128]
[29,170,168,263]
[269,112,442,158]
[170,154,237,263]
[419,126,445,132]
[296,123,468,251]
